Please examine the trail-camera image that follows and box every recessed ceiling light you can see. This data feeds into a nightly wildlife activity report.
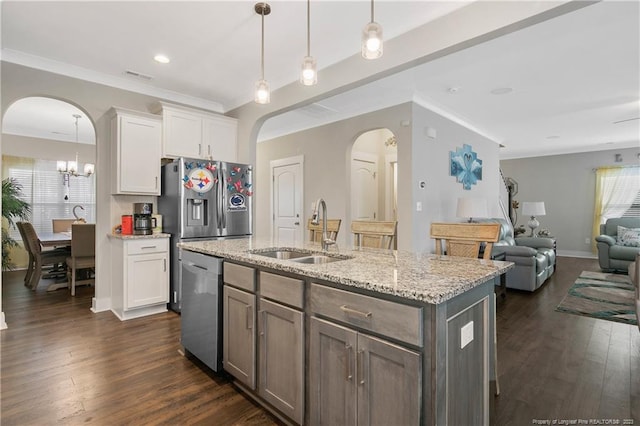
[446,87,460,94]
[490,87,513,95]
[153,54,170,64]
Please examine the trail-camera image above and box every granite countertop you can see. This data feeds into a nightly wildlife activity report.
[108,233,171,240]
[178,237,514,305]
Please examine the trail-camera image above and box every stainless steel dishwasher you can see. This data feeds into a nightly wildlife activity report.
[180,249,223,372]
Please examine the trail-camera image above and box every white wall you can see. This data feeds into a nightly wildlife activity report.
[500,147,640,258]
[2,134,95,163]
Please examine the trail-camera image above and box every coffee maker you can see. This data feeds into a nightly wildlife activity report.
[133,203,155,235]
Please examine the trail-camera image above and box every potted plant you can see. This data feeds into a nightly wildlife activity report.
[2,178,31,270]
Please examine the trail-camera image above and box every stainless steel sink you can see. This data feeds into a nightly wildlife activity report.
[249,248,352,264]
[251,249,310,260]
[289,255,343,264]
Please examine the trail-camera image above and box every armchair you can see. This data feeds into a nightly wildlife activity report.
[595,217,640,273]
[476,218,555,292]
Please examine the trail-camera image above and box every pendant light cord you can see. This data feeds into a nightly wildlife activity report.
[261,3,265,80]
[370,0,374,22]
[306,0,310,56]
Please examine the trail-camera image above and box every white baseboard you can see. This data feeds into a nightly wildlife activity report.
[557,250,597,259]
[91,296,111,313]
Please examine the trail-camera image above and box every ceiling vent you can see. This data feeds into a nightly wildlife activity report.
[124,69,154,81]
[299,102,338,118]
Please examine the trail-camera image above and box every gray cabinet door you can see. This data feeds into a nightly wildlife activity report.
[223,285,255,389]
[258,298,304,425]
[357,333,421,426]
[310,317,357,426]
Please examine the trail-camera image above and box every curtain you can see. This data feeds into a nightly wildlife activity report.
[2,155,96,240]
[592,165,640,251]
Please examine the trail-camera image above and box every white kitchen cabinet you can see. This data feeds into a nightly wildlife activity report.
[154,102,237,161]
[110,236,169,321]
[109,108,162,195]
[202,114,238,162]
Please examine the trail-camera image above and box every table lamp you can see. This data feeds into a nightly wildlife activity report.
[456,197,488,223]
[522,201,546,237]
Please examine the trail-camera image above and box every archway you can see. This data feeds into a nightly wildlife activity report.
[2,96,97,295]
[350,128,398,245]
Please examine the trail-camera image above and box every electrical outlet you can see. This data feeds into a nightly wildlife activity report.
[416,201,422,212]
[585,238,590,244]
[461,321,474,349]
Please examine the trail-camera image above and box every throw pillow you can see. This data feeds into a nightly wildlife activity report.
[617,225,640,247]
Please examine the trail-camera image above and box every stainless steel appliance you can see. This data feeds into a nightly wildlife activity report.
[133,202,155,235]
[180,249,223,372]
[158,157,253,312]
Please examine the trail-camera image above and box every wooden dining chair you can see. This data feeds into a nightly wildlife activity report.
[351,220,397,249]
[307,218,341,244]
[430,222,501,260]
[18,221,70,290]
[16,222,35,287]
[66,223,96,296]
[52,218,76,233]
[429,221,502,396]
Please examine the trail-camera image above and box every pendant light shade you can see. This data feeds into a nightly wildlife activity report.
[255,79,270,104]
[254,2,271,104]
[362,0,383,59]
[300,0,317,86]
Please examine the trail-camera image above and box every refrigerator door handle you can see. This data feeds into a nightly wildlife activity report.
[220,165,227,230]
[215,166,223,232]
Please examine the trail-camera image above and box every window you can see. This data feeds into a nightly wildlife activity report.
[4,156,96,240]
[592,165,640,243]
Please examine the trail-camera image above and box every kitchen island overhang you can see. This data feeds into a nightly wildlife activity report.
[178,237,514,425]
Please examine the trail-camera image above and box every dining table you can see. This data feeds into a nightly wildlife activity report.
[38,231,72,291]
[38,231,72,248]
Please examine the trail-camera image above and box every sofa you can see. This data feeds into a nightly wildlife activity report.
[477,218,556,292]
[595,217,640,273]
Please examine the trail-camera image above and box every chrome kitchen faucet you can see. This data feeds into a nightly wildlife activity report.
[311,198,335,251]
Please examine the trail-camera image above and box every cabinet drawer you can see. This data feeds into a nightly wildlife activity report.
[310,283,423,347]
[126,238,168,255]
[224,262,256,292]
[260,272,304,309]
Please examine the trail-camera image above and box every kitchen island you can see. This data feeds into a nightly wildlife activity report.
[178,237,513,425]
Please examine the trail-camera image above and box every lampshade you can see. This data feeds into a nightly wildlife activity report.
[456,197,488,222]
[522,202,546,217]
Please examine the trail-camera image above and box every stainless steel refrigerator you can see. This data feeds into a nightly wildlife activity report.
[158,157,253,312]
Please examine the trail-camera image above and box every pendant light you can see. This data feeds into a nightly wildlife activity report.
[300,0,317,86]
[254,2,271,104]
[362,0,383,59]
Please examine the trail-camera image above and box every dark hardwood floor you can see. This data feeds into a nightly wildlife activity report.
[494,256,639,425]
[0,273,280,425]
[1,256,638,425]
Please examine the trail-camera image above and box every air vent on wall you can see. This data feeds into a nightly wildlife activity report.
[299,102,338,118]
[124,69,154,81]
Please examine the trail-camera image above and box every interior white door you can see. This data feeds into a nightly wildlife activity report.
[271,157,303,245]
[351,154,378,221]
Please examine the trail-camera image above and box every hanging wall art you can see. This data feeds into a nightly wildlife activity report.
[450,144,482,190]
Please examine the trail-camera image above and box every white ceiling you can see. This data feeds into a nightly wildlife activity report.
[2,1,639,159]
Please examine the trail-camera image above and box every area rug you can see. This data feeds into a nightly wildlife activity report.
[556,270,637,326]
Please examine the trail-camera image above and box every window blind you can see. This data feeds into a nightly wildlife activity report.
[7,158,96,240]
